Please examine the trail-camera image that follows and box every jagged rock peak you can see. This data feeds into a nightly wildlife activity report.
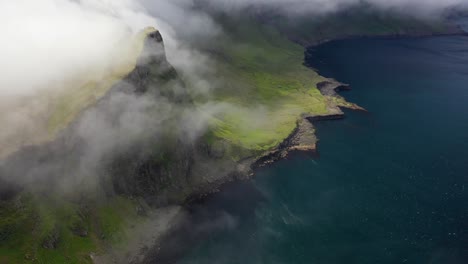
[137,26,167,65]
[141,26,163,44]
[147,27,164,43]
[128,26,184,96]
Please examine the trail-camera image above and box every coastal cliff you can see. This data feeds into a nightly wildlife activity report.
[0,28,192,263]
[0,11,466,263]
[0,24,352,263]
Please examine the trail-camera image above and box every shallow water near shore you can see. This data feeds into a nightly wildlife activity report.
[166,35,468,264]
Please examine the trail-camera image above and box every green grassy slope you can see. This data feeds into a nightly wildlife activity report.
[0,12,461,263]
[205,18,329,154]
[202,11,461,155]
[0,29,160,264]
[0,21,333,262]
[0,194,147,264]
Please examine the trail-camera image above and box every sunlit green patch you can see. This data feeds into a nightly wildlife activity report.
[205,19,329,152]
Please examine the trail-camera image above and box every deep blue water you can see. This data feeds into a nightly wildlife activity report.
[174,36,468,264]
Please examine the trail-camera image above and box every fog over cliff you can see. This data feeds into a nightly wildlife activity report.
[2,0,466,97]
[0,0,466,188]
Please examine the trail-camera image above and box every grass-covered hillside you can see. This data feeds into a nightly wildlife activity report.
[0,28,170,264]
[0,21,338,263]
[208,19,329,154]
[0,11,463,264]
[0,194,147,264]
[193,10,461,156]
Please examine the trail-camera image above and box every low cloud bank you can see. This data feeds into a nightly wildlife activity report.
[2,0,465,96]
[0,0,466,189]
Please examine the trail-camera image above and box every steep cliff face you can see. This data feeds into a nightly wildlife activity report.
[0,28,172,187]
[125,30,183,97]
[92,28,199,204]
[0,27,224,263]
[0,27,240,206]
[96,30,239,205]
[2,11,461,261]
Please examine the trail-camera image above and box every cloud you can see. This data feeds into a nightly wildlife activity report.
[0,1,151,161]
[0,2,466,259]
[195,0,468,16]
[1,1,137,96]
[1,0,466,96]
[0,0,466,191]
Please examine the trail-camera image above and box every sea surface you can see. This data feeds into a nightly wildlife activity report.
[167,35,468,264]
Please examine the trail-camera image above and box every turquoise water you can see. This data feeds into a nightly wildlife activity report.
[173,36,468,264]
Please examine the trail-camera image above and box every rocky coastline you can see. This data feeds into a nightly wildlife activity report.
[1,20,467,263]
[94,25,468,263]
[133,80,364,264]
[138,29,468,264]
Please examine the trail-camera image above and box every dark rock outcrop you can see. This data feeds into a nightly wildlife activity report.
[0,29,188,198]
[0,28,241,209]
[316,80,351,96]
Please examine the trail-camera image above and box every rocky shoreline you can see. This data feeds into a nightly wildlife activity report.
[251,80,359,170]
[176,79,362,204]
[1,22,466,263]
[133,80,365,264]
[139,29,468,264]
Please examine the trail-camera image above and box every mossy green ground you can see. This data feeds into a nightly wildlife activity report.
[207,20,329,153]
[0,14,458,263]
[204,12,456,153]
[0,23,329,262]
[0,29,160,263]
[0,194,145,264]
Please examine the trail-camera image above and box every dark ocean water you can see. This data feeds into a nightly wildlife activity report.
[172,36,468,264]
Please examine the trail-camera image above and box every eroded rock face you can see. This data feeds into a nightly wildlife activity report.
[0,29,186,197]
[0,28,240,207]
[127,30,181,95]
